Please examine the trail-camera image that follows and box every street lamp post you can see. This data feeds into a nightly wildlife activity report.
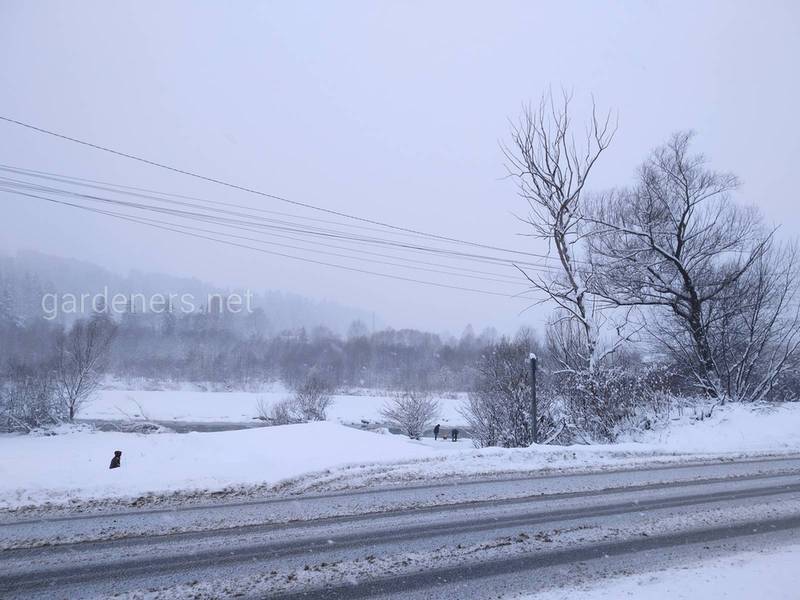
[530,353,537,444]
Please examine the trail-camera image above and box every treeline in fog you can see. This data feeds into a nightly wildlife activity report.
[0,291,504,393]
[106,313,500,392]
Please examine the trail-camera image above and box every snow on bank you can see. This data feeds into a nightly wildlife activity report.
[0,422,439,509]
[84,389,466,425]
[628,401,800,453]
[2,402,800,510]
[274,402,800,493]
[523,544,800,600]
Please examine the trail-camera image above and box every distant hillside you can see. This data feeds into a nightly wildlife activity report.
[0,250,378,335]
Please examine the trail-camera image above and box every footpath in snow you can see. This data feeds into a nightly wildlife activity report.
[1,402,800,510]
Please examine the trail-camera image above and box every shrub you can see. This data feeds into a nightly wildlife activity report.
[552,366,673,442]
[381,389,440,439]
[0,363,62,432]
[256,372,335,425]
[292,375,334,421]
[462,339,557,448]
[256,397,298,425]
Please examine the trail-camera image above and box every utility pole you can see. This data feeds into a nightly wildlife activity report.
[529,353,538,444]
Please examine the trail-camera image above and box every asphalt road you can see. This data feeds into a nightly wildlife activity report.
[2,456,800,599]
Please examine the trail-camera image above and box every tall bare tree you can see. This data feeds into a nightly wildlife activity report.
[504,92,616,372]
[706,242,800,401]
[55,315,117,421]
[588,132,796,399]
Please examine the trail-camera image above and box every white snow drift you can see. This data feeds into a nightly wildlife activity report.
[2,401,800,510]
[524,544,800,600]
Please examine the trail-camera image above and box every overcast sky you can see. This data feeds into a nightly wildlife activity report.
[1,0,798,334]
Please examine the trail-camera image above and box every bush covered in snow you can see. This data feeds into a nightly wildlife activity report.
[292,374,334,421]
[462,335,680,447]
[257,397,295,425]
[551,366,673,443]
[381,389,440,439]
[0,362,62,432]
[462,339,555,448]
[256,372,335,425]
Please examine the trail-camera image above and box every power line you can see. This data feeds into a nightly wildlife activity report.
[0,183,528,286]
[0,163,469,245]
[5,186,540,300]
[0,171,566,276]
[0,115,566,262]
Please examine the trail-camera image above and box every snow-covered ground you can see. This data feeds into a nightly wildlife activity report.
[0,422,449,509]
[623,401,800,453]
[524,544,800,600]
[83,388,467,426]
[2,401,800,510]
[275,402,800,494]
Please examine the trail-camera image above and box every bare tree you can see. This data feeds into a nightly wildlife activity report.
[545,314,593,374]
[503,92,617,372]
[708,242,800,401]
[54,315,117,421]
[588,132,794,399]
[292,372,334,421]
[381,389,439,439]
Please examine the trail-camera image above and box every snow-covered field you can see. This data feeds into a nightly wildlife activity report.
[1,401,800,510]
[0,422,454,509]
[83,387,467,426]
[525,544,800,600]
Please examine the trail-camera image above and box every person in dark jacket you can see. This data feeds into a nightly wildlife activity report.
[109,450,122,469]
[433,424,440,440]
[451,428,459,442]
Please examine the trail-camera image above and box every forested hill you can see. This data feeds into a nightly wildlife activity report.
[0,251,508,392]
[0,250,375,335]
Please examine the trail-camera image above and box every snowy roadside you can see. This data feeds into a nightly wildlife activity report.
[2,402,800,512]
[258,402,800,495]
[519,544,800,600]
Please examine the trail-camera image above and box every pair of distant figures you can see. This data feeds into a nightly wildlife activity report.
[433,424,458,441]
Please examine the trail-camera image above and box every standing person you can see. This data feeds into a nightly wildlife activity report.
[109,450,122,469]
[451,428,459,442]
[433,424,440,440]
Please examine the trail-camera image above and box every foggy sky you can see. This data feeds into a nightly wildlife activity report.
[1,0,798,334]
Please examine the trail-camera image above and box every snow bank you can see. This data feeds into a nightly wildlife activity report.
[0,422,437,509]
[3,403,800,510]
[626,402,800,453]
[275,403,800,493]
[525,544,800,600]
